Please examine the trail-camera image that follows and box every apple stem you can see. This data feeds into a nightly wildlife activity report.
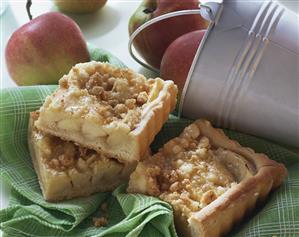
[143,8,155,14]
[26,0,33,20]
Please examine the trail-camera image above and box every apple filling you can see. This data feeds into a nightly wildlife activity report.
[33,123,125,174]
[128,123,256,218]
[42,61,160,133]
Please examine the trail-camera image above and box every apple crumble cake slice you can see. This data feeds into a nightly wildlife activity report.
[35,61,177,162]
[127,120,287,237]
[28,112,136,202]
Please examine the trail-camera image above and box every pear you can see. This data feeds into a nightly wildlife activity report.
[54,0,107,14]
[5,12,89,86]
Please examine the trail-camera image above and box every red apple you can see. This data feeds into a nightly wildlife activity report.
[5,12,90,86]
[129,0,208,69]
[161,30,206,95]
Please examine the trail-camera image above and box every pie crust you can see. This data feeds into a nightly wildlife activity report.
[28,112,136,202]
[35,61,177,163]
[127,119,287,237]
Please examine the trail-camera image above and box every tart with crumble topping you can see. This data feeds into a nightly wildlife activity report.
[28,112,136,202]
[127,120,287,237]
[35,61,177,163]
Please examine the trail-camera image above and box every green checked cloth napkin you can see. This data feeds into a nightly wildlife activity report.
[1,48,299,237]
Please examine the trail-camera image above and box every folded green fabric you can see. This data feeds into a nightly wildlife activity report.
[1,49,299,237]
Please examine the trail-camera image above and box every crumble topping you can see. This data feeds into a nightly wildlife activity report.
[131,123,244,218]
[34,125,120,172]
[55,62,158,130]
[93,202,109,227]
[93,217,108,227]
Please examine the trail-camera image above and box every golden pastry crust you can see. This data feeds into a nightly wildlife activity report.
[127,119,287,237]
[28,112,136,202]
[35,61,177,163]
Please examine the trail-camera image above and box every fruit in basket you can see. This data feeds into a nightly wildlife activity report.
[54,0,108,14]
[129,0,208,69]
[5,12,89,86]
[160,30,206,95]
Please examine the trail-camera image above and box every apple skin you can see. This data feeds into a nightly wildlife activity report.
[129,0,208,69]
[54,0,107,14]
[5,12,90,86]
[160,30,206,95]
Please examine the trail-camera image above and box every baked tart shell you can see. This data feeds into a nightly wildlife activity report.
[128,119,287,237]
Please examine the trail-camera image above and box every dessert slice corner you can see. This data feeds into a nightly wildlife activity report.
[28,111,136,202]
[127,119,287,237]
[35,61,178,162]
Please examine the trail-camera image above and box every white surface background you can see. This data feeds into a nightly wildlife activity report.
[0,0,298,236]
